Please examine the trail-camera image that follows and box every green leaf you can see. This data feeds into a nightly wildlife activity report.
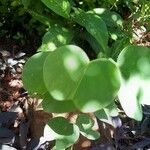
[73,58,121,112]
[72,9,108,53]
[117,45,150,121]
[27,9,52,26]
[43,45,89,101]
[92,8,123,28]
[22,0,30,8]
[76,114,100,140]
[22,51,50,95]
[38,25,73,52]
[42,92,77,113]
[41,0,71,18]
[48,117,79,149]
[95,102,118,126]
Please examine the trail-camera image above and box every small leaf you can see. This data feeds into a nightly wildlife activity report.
[74,58,121,112]
[72,9,108,53]
[48,117,79,149]
[22,51,50,95]
[42,92,77,113]
[41,0,71,18]
[38,25,73,52]
[95,102,121,128]
[43,45,89,101]
[76,114,100,140]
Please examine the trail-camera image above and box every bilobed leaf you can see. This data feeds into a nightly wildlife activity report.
[48,117,79,149]
[76,114,100,140]
[43,45,89,101]
[117,45,150,121]
[22,51,50,95]
[42,92,77,113]
[41,0,71,18]
[72,9,108,53]
[38,25,73,52]
[73,58,121,112]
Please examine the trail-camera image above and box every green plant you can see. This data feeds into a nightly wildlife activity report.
[21,0,150,149]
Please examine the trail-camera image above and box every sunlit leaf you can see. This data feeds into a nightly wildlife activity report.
[72,9,108,53]
[43,45,89,101]
[41,0,71,18]
[117,45,150,121]
[73,58,121,112]
[92,8,123,28]
[38,25,73,52]
[22,52,50,95]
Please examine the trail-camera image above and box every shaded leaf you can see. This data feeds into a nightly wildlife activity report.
[42,92,77,113]
[27,10,52,26]
[47,117,80,149]
[76,114,100,140]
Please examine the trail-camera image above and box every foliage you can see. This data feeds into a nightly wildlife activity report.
[0,0,45,45]
[20,0,150,149]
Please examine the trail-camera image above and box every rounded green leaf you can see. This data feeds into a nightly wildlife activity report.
[48,117,79,149]
[76,114,100,140]
[42,92,77,113]
[38,25,73,52]
[117,45,150,121]
[22,52,50,95]
[41,0,71,18]
[43,45,89,101]
[74,58,121,112]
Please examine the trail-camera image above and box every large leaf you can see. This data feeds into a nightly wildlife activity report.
[47,117,79,149]
[73,58,121,112]
[76,114,100,140]
[42,92,77,113]
[41,0,71,18]
[72,9,108,53]
[117,45,150,121]
[38,25,73,52]
[43,45,89,101]
[22,51,50,95]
